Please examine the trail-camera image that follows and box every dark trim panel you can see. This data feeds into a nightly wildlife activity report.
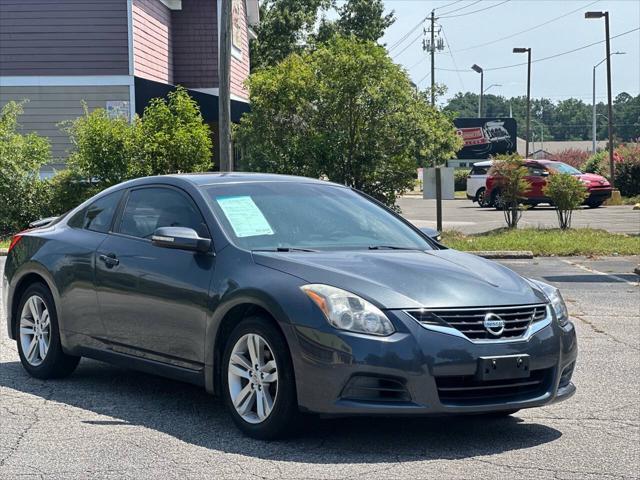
[134,76,250,123]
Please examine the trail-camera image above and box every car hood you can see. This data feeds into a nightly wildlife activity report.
[253,249,546,309]
[577,172,610,185]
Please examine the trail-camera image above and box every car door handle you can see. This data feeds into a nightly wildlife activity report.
[99,253,119,268]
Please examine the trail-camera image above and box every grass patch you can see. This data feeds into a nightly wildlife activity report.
[441,228,639,256]
[0,238,9,249]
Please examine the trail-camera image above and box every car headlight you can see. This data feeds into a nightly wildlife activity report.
[301,284,395,336]
[528,278,569,326]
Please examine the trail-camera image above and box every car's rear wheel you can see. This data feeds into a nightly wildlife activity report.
[476,188,490,208]
[492,190,505,210]
[16,283,80,379]
[222,317,299,439]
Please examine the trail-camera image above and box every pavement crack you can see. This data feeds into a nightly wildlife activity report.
[572,313,639,352]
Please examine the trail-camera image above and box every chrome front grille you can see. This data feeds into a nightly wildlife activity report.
[406,304,547,341]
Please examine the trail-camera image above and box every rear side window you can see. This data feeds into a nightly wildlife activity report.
[471,166,489,175]
[76,191,122,233]
[118,187,207,239]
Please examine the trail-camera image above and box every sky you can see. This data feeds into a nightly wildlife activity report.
[380,0,640,105]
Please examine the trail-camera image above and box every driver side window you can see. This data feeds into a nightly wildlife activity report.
[118,187,207,239]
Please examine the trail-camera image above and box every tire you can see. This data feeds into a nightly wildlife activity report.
[222,316,299,440]
[586,200,603,208]
[476,188,490,208]
[16,283,80,379]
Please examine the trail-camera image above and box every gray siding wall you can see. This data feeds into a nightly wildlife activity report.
[0,85,131,160]
[0,0,129,76]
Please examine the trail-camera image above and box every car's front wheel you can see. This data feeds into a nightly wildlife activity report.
[222,317,299,439]
[16,283,80,379]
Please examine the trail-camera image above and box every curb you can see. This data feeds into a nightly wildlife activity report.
[472,251,534,259]
[0,248,7,257]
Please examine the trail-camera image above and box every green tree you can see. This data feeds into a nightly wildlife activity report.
[138,87,213,175]
[315,0,394,43]
[237,37,461,207]
[489,153,530,229]
[0,101,52,235]
[250,0,329,70]
[543,173,587,229]
[65,104,136,186]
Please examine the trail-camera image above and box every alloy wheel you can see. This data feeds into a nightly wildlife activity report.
[227,333,279,424]
[19,295,51,366]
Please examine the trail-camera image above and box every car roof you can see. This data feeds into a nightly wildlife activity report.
[472,160,493,167]
[164,172,343,188]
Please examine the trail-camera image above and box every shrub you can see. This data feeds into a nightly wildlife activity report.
[64,104,136,186]
[543,173,588,229]
[550,148,590,170]
[454,169,470,191]
[48,169,100,215]
[583,151,608,176]
[138,86,214,175]
[0,101,52,236]
[489,153,531,229]
[613,143,640,196]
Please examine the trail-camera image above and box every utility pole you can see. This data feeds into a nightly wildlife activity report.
[218,0,233,172]
[430,10,435,107]
[592,52,624,154]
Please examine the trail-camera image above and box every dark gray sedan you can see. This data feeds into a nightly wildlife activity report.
[3,173,577,439]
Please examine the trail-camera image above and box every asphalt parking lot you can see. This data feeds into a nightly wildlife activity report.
[1,255,639,479]
[398,197,640,234]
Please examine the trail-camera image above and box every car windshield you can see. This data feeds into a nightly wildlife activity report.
[547,162,582,175]
[203,182,433,251]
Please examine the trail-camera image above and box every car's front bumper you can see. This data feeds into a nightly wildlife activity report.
[290,310,577,416]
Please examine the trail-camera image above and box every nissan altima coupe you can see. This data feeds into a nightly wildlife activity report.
[3,173,577,439]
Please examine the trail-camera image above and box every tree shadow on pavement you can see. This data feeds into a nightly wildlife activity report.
[0,359,562,464]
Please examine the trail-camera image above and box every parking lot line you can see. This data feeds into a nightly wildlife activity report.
[560,259,639,287]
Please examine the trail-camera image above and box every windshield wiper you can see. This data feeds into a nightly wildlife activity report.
[252,247,319,253]
[368,245,420,250]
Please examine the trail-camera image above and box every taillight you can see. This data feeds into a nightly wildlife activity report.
[7,234,23,253]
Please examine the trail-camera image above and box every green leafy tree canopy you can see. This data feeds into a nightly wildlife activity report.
[237,36,461,207]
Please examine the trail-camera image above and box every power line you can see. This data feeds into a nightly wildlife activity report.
[434,0,466,12]
[439,0,511,19]
[438,0,482,17]
[432,27,640,72]
[440,26,465,90]
[451,0,601,53]
[392,29,425,59]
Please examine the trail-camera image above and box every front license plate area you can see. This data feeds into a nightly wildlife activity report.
[478,355,530,381]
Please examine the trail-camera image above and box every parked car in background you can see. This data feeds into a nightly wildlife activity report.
[3,173,577,440]
[466,160,493,207]
[486,159,612,209]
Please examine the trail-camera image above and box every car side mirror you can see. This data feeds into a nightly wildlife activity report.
[151,226,211,253]
[419,227,442,242]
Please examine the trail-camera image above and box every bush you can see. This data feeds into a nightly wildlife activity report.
[0,101,52,236]
[613,143,640,196]
[138,87,213,175]
[543,173,588,229]
[65,104,136,186]
[48,169,100,215]
[583,151,608,176]
[454,169,470,191]
[489,153,531,229]
[550,148,590,170]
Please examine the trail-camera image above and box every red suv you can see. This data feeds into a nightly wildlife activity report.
[485,159,612,209]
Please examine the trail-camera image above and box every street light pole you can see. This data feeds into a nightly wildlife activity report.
[591,52,624,154]
[586,11,615,184]
[513,48,531,158]
[471,64,483,117]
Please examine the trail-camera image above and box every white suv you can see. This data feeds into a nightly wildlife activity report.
[465,160,492,207]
